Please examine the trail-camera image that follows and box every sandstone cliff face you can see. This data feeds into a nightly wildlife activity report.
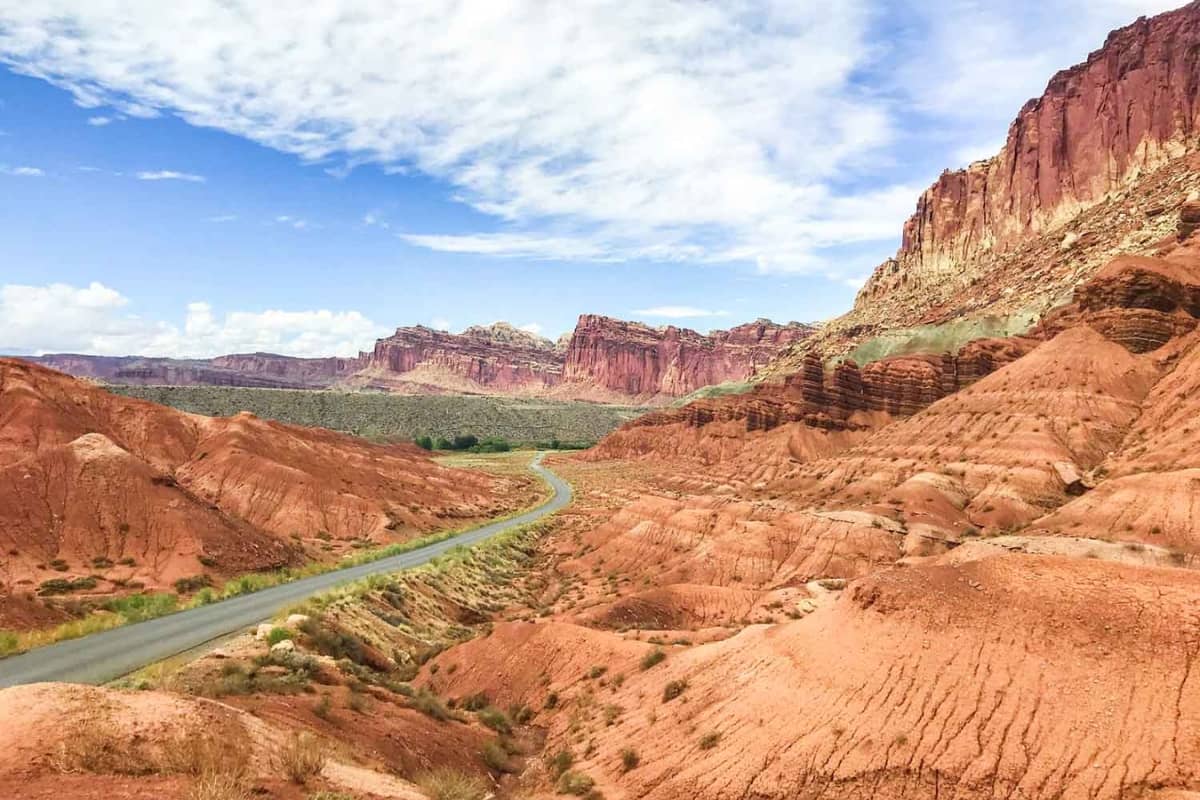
[30,317,813,404]
[357,322,563,395]
[559,316,814,402]
[859,3,1200,315]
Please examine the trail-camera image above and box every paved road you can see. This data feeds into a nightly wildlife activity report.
[0,453,571,688]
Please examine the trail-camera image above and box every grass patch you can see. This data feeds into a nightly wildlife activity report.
[640,647,666,670]
[278,732,326,784]
[417,768,489,800]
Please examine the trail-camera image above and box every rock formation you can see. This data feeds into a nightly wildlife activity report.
[858,2,1200,316]
[24,317,811,405]
[558,316,814,402]
[353,322,563,395]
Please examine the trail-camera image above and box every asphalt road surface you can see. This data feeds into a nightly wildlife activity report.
[0,453,571,688]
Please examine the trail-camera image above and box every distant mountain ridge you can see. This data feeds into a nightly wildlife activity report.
[25,315,815,405]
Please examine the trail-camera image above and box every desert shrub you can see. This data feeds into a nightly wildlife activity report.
[698,731,722,750]
[586,664,608,679]
[174,574,213,594]
[409,688,451,721]
[461,691,490,711]
[185,771,250,800]
[544,691,560,709]
[417,768,488,800]
[298,617,369,666]
[279,732,326,784]
[347,691,370,714]
[266,627,293,646]
[313,694,332,720]
[49,558,69,571]
[161,732,250,780]
[620,747,640,772]
[662,679,688,702]
[477,705,512,734]
[547,748,574,778]
[640,647,666,670]
[510,703,534,724]
[49,715,156,775]
[557,770,596,795]
[38,576,97,595]
[481,739,515,773]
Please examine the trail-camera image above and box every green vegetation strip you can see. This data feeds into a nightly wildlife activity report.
[107,385,649,444]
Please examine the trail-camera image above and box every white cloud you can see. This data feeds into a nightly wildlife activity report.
[86,115,111,126]
[136,169,205,183]
[0,1,897,274]
[0,281,386,358]
[518,322,543,335]
[1,165,43,177]
[632,306,731,319]
[274,214,308,230]
[0,0,1179,281]
[430,318,451,331]
[207,214,236,223]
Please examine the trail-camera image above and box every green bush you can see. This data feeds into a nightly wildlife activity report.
[409,689,451,721]
[173,574,213,594]
[266,627,293,646]
[104,593,178,622]
[640,647,666,670]
[481,739,514,773]
[557,770,595,796]
[417,768,488,800]
[620,747,640,772]
[477,706,512,734]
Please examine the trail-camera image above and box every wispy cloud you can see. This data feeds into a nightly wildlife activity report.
[632,306,731,319]
[274,214,308,230]
[207,214,237,223]
[136,170,205,183]
[86,115,112,126]
[0,1,1180,280]
[0,165,43,177]
[518,322,544,335]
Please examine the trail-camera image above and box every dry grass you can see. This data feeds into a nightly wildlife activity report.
[416,768,489,800]
[278,731,327,784]
[160,732,250,780]
[185,772,251,800]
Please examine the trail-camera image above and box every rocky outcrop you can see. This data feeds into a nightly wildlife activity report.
[559,316,814,402]
[28,352,365,389]
[356,322,563,395]
[858,3,1200,316]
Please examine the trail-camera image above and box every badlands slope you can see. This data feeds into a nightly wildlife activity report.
[0,359,535,627]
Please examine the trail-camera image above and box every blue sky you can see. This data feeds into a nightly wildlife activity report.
[0,0,1182,357]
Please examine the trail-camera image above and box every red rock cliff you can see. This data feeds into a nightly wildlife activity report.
[560,316,814,402]
[856,2,1200,314]
[358,322,563,395]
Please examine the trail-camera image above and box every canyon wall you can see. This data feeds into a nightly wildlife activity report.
[559,316,814,402]
[354,322,563,395]
[25,317,812,405]
[848,1,1200,333]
